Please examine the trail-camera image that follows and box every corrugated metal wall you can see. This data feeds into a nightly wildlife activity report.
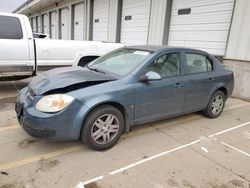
[17,0,250,61]
[168,0,235,56]
[225,0,250,61]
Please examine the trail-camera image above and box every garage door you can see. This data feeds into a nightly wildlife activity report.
[168,0,235,55]
[60,8,69,39]
[73,3,84,40]
[120,0,151,44]
[93,0,109,41]
[50,11,57,39]
[42,13,49,35]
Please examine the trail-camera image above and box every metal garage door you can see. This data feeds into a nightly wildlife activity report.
[168,0,235,55]
[42,13,49,35]
[60,8,69,40]
[93,0,109,41]
[120,0,151,44]
[73,3,84,40]
[50,11,57,39]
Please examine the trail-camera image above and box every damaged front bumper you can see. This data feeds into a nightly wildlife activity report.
[15,87,87,140]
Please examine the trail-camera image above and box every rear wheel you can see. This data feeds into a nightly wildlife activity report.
[81,105,124,150]
[203,90,225,118]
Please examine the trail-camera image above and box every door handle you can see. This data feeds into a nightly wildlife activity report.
[208,77,214,82]
[174,82,182,88]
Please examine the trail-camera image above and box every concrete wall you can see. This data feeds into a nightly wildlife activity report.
[223,59,250,101]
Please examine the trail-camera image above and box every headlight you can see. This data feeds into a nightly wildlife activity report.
[35,94,75,113]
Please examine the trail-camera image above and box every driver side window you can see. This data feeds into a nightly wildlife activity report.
[146,53,181,78]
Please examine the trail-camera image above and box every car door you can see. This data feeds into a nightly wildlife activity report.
[134,52,186,124]
[182,51,215,113]
[0,15,31,74]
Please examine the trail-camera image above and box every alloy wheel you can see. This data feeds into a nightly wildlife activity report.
[211,95,224,115]
[90,114,119,145]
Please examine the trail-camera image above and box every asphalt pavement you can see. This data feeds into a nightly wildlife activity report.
[0,81,249,188]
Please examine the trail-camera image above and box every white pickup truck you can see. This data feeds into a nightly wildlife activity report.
[0,12,124,81]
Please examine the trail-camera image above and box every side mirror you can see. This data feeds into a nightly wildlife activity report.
[140,71,161,82]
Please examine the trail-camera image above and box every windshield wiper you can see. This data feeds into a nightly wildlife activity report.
[86,65,106,74]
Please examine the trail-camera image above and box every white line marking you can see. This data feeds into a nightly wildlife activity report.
[83,176,104,185]
[75,181,84,188]
[220,141,250,157]
[201,147,208,153]
[76,121,250,186]
[111,121,250,175]
[109,140,200,175]
[208,121,250,138]
[76,176,104,188]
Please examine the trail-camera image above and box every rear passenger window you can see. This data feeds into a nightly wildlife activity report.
[0,16,23,39]
[185,53,213,74]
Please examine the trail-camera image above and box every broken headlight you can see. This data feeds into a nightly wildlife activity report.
[35,94,74,113]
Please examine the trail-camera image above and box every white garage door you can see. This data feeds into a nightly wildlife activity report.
[93,0,109,41]
[73,3,84,40]
[168,0,235,55]
[120,0,151,44]
[42,13,49,35]
[50,11,57,39]
[60,8,69,39]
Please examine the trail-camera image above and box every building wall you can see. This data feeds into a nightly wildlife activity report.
[28,0,86,40]
[107,0,120,42]
[223,0,250,101]
[20,0,173,44]
[223,59,250,101]
[15,0,250,100]
[147,0,172,45]
[225,0,250,61]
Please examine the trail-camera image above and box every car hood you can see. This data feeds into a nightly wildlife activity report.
[28,67,115,95]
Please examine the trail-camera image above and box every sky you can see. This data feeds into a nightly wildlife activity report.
[0,0,27,13]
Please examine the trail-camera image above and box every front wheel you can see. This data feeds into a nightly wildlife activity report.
[203,90,225,118]
[81,105,124,150]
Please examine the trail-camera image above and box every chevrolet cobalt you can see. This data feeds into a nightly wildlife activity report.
[16,46,234,150]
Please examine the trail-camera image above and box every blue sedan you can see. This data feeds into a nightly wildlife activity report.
[16,46,234,150]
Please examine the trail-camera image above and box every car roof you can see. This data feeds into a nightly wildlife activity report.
[125,45,209,55]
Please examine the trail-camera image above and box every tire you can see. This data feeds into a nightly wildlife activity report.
[81,105,125,150]
[203,90,225,118]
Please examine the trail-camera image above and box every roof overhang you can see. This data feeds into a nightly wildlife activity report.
[14,0,63,15]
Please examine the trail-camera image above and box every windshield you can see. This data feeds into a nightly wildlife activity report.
[88,48,152,77]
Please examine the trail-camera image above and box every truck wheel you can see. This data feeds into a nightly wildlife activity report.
[203,90,225,118]
[81,105,124,150]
